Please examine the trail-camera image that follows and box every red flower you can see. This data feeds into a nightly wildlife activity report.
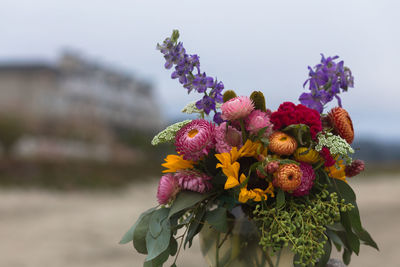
[320,147,336,167]
[270,102,322,139]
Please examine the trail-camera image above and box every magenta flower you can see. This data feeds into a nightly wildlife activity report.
[292,162,316,197]
[157,173,180,205]
[221,96,254,121]
[245,110,274,136]
[175,170,212,194]
[214,122,242,153]
[175,119,215,161]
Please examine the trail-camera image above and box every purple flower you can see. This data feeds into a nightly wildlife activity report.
[192,73,214,93]
[158,30,225,124]
[196,95,216,115]
[299,54,354,113]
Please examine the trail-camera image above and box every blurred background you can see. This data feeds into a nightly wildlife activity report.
[0,1,399,266]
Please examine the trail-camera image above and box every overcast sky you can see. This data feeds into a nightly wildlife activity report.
[1,0,399,140]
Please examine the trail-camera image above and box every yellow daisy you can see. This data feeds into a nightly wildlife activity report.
[216,139,274,203]
[325,160,347,182]
[161,154,194,173]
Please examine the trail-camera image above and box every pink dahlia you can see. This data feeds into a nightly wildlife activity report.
[292,162,316,197]
[175,119,215,161]
[245,110,274,136]
[221,96,254,121]
[214,122,242,153]
[157,173,180,205]
[175,170,212,194]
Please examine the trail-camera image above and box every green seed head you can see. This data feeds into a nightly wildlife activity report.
[250,91,267,111]
[223,90,237,102]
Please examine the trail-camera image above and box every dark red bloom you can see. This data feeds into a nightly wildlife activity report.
[345,159,365,177]
[320,147,336,167]
[270,102,323,139]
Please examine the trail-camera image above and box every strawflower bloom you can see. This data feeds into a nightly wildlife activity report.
[294,147,321,164]
[175,119,215,161]
[273,164,302,192]
[292,162,316,197]
[245,110,274,136]
[221,96,254,121]
[328,107,355,144]
[175,170,212,193]
[157,173,180,205]
[214,122,242,153]
[268,132,298,156]
[299,54,354,113]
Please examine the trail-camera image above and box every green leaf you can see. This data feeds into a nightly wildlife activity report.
[326,229,344,251]
[278,159,300,165]
[205,207,228,233]
[170,264,177,267]
[276,189,285,210]
[133,210,156,254]
[342,248,352,265]
[169,237,178,256]
[341,212,360,255]
[357,228,379,250]
[119,207,156,244]
[149,208,170,238]
[146,211,172,261]
[330,179,356,204]
[348,202,362,233]
[144,246,170,267]
[282,124,311,147]
[316,239,332,267]
[184,206,207,248]
[168,191,210,218]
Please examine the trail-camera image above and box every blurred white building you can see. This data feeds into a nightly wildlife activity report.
[0,52,163,161]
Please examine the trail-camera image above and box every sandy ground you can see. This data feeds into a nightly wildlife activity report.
[0,175,399,267]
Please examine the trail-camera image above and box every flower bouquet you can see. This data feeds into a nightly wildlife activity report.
[120,30,378,267]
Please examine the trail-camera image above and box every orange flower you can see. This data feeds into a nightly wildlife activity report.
[325,160,347,182]
[269,132,298,156]
[328,107,354,144]
[273,164,302,191]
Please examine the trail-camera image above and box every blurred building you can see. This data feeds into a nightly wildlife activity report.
[0,52,163,161]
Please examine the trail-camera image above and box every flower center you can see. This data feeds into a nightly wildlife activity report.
[188,129,199,138]
[280,136,287,141]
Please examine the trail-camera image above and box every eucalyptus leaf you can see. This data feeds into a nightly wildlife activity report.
[184,206,207,248]
[357,228,379,250]
[342,248,352,265]
[133,210,156,254]
[282,124,311,147]
[205,207,228,233]
[149,208,170,238]
[340,211,360,255]
[330,179,356,204]
[316,239,331,267]
[119,207,156,245]
[168,191,211,218]
[276,189,285,210]
[146,212,172,261]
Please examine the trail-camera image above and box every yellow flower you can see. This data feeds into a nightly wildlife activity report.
[216,140,274,203]
[325,160,347,182]
[294,147,321,164]
[239,177,275,203]
[161,154,194,173]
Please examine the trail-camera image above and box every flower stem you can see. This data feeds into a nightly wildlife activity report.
[239,119,247,144]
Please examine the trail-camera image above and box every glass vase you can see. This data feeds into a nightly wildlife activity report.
[199,207,293,267]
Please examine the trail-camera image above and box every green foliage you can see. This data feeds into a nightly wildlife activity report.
[250,91,267,112]
[204,207,228,233]
[282,124,312,147]
[222,90,237,102]
[253,189,354,266]
[168,191,211,218]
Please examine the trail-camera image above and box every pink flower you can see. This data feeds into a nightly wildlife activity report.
[292,162,316,197]
[175,119,215,161]
[175,170,212,194]
[157,173,180,205]
[245,110,274,136]
[221,96,254,121]
[214,122,242,153]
